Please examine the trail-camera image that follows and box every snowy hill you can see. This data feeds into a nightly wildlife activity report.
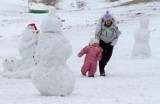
[57,0,134,10]
[0,0,160,104]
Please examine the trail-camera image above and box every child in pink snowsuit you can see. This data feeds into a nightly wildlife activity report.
[78,38,103,77]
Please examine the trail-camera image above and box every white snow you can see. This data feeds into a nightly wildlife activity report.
[29,3,49,10]
[57,0,134,11]
[0,0,160,103]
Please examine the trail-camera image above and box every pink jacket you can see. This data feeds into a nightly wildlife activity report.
[78,45,103,62]
[78,44,103,76]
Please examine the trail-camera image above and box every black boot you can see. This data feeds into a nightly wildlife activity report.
[89,75,94,77]
[100,73,106,76]
[99,63,106,76]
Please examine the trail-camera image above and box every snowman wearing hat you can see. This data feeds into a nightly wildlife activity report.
[1,23,39,78]
[19,23,39,59]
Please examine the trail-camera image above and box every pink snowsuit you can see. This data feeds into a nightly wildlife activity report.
[78,44,103,77]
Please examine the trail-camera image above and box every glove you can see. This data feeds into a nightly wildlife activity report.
[78,53,82,57]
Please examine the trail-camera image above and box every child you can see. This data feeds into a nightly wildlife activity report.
[78,38,103,77]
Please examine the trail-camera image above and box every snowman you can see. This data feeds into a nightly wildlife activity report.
[31,7,75,96]
[1,57,36,78]
[132,16,151,58]
[2,57,16,72]
[19,23,39,59]
[1,23,39,79]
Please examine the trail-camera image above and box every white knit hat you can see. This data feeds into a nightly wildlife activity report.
[90,38,99,45]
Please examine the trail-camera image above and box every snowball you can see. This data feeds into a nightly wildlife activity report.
[2,57,16,72]
[32,65,75,96]
[48,6,56,16]
[40,7,61,33]
[35,32,72,67]
[139,16,149,29]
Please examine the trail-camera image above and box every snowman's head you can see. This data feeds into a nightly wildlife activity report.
[2,57,16,71]
[21,29,35,42]
[139,16,149,29]
[41,7,61,33]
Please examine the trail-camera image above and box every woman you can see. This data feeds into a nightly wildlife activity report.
[95,11,121,76]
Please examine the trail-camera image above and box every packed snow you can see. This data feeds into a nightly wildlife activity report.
[29,3,49,10]
[0,0,160,104]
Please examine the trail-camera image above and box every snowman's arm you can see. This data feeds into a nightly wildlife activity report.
[149,29,156,33]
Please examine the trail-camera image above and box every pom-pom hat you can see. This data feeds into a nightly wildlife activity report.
[103,11,112,21]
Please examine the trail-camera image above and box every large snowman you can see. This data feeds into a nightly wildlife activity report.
[31,8,75,96]
[132,16,151,58]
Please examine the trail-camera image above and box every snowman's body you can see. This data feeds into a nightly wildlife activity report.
[19,28,37,59]
[132,17,151,57]
[32,8,75,96]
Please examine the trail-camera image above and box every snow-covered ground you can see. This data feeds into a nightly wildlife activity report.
[58,0,134,10]
[0,0,160,104]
